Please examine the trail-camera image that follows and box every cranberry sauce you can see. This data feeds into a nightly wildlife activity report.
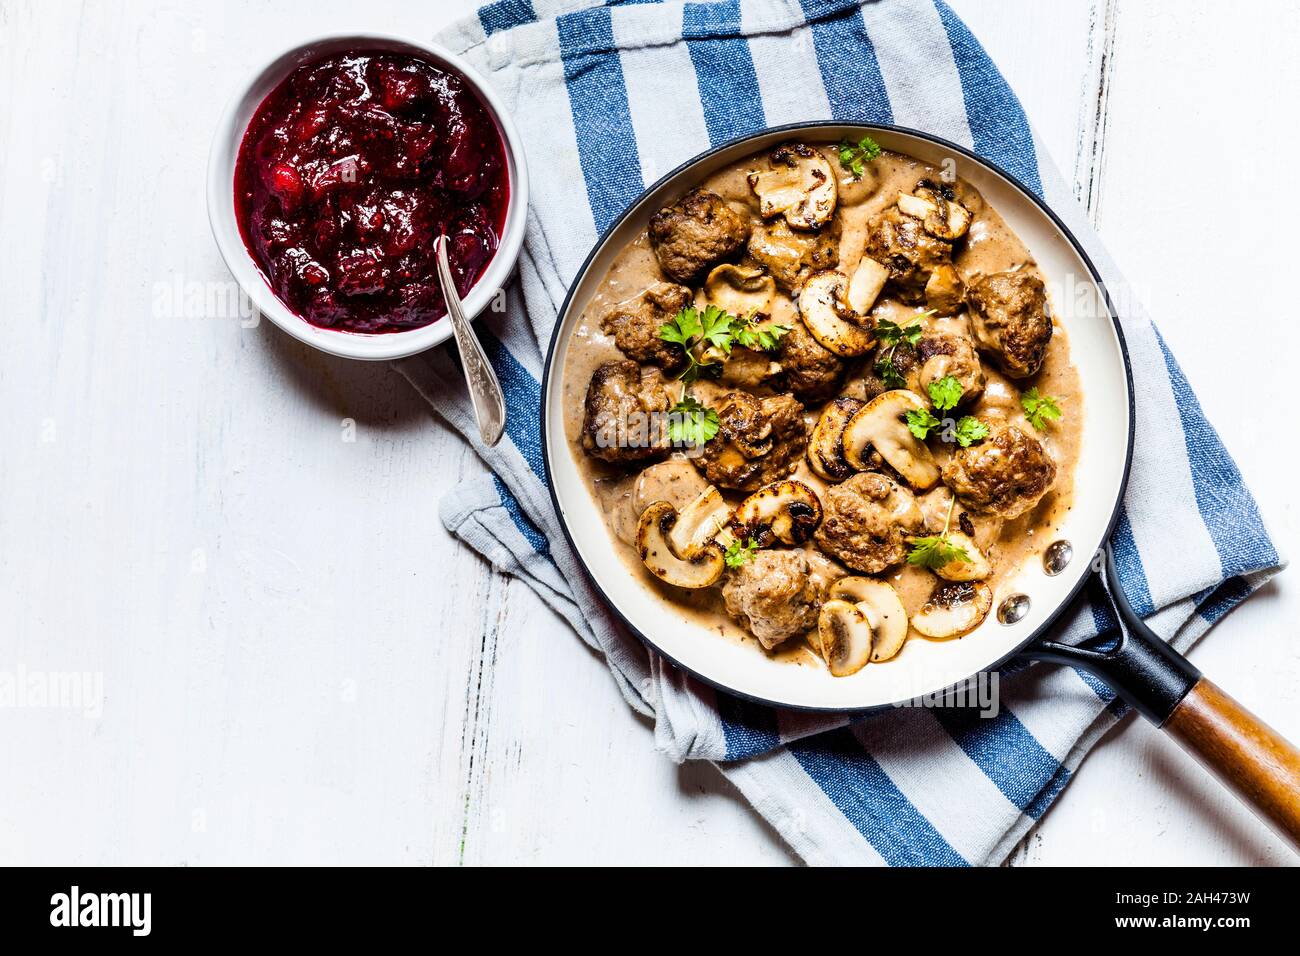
[233,51,509,334]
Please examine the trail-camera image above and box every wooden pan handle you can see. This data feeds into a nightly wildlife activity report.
[1164,677,1300,850]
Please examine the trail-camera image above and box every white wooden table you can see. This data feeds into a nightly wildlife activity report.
[2,0,1296,866]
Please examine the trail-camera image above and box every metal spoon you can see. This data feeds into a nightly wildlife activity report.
[436,234,506,447]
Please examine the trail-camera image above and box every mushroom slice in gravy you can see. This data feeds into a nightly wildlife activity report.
[829,577,909,662]
[731,480,822,547]
[912,581,994,639]
[747,142,837,230]
[841,390,941,490]
[637,501,726,589]
[816,600,873,677]
[799,270,877,357]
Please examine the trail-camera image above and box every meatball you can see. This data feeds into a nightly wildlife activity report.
[581,360,672,465]
[779,320,845,404]
[745,218,839,293]
[916,320,985,405]
[694,391,807,491]
[815,472,924,574]
[941,424,1056,518]
[722,549,837,649]
[966,271,1053,379]
[863,206,955,304]
[648,187,750,284]
[601,283,691,370]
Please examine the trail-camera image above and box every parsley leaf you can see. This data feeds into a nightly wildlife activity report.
[872,312,932,390]
[906,535,971,570]
[838,135,882,179]
[733,314,791,354]
[1020,388,1062,430]
[667,396,720,447]
[698,305,736,354]
[906,493,972,569]
[928,375,964,412]
[954,416,989,448]
[659,307,702,348]
[906,407,941,440]
[660,305,741,382]
[724,537,760,570]
[874,318,926,349]
[875,354,907,390]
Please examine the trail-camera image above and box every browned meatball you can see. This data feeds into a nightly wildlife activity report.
[916,322,985,405]
[745,218,839,294]
[967,271,1053,379]
[863,206,955,304]
[814,472,924,574]
[648,188,750,284]
[601,283,690,370]
[941,424,1056,518]
[581,361,671,465]
[779,321,846,404]
[722,549,839,649]
[694,391,807,491]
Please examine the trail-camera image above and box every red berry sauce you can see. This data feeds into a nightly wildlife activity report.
[233,51,510,334]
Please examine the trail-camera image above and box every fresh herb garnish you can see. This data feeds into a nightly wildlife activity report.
[875,355,906,390]
[838,135,882,179]
[874,318,926,350]
[667,395,720,447]
[953,415,989,448]
[733,310,791,353]
[660,304,789,378]
[724,536,760,569]
[905,409,989,448]
[872,311,932,390]
[660,305,738,382]
[907,494,971,570]
[928,375,964,412]
[1020,387,1062,430]
[906,407,941,440]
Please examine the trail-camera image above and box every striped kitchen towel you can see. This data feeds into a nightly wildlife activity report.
[396,0,1283,865]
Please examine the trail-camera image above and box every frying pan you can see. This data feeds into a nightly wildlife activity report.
[540,123,1300,850]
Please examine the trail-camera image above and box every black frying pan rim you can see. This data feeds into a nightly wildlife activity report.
[538,121,1136,715]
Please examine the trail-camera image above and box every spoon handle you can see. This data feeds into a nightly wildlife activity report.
[436,236,507,447]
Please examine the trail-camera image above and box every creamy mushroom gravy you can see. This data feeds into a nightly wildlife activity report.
[561,144,1083,669]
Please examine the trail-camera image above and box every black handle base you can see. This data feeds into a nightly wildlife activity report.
[1023,546,1201,726]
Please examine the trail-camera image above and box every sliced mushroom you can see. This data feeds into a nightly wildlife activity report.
[931,530,991,582]
[897,192,936,220]
[667,485,733,559]
[828,577,909,662]
[637,500,726,589]
[899,184,973,241]
[914,183,972,241]
[846,257,889,314]
[911,581,993,639]
[816,599,873,677]
[747,142,837,231]
[924,263,964,315]
[731,480,822,547]
[719,347,782,389]
[807,397,865,481]
[702,264,777,318]
[841,390,941,490]
[798,270,876,357]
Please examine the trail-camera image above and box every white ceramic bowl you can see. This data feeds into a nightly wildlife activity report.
[207,33,529,361]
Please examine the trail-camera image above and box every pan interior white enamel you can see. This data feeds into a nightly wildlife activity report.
[544,126,1130,710]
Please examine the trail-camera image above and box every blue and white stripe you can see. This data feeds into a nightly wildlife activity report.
[403,0,1283,865]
